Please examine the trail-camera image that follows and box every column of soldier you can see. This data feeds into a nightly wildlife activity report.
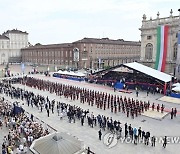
[0,81,156,147]
[16,77,165,119]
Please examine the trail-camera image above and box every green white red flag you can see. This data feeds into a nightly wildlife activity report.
[155,25,169,72]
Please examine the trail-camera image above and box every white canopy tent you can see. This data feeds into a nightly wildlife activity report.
[56,70,86,77]
[172,83,180,87]
[172,83,180,93]
[172,86,180,92]
[29,132,85,154]
[124,62,172,83]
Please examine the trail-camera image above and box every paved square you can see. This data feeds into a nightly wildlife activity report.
[0,67,180,154]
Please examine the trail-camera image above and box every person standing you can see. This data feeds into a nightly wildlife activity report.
[98,129,102,140]
[128,124,132,136]
[138,127,142,141]
[114,87,116,92]
[87,147,91,154]
[174,108,177,117]
[81,116,84,126]
[147,90,149,96]
[157,104,160,112]
[151,136,156,147]
[171,108,174,119]
[133,127,137,145]
[125,129,128,138]
[136,91,139,97]
[30,114,34,121]
[161,104,164,113]
[40,104,43,112]
[163,136,167,148]
[142,130,145,142]
[47,108,50,117]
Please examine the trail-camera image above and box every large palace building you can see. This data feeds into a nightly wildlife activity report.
[21,38,140,70]
[139,9,180,76]
[0,29,29,64]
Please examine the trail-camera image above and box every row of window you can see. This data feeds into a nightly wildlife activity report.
[24,50,72,58]
[94,48,139,52]
[147,33,178,40]
[145,43,177,60]
[25,59,73,65]
[83,43,139,49]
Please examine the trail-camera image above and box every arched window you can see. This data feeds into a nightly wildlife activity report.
[173,43,177,60]
[145,43,153,60]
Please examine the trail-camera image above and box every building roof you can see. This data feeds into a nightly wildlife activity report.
[0,35,9,40]
[124,62,172,83]
[22,43,73,50]
[73,37,141,46]
[3,29,28,35]
[29,132,85,154]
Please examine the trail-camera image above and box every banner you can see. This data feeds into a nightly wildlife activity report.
[155,25,169,72]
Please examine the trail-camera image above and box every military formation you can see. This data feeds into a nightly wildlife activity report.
[17,77,164,119]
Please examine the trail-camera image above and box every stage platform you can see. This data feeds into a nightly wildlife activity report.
[118,89,132,94]
[141,108,169,120]
[158,96,180,105]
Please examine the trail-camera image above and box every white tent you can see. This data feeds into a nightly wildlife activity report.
[58,70,63,74]
[63,71,70,75]
[124,62,172,83]
[75,72,86,77]
[172,83,180,87]
[69,72,76,76]
[172,86,180,92]
[29,132,85,154]
[54,71,86,77]
[172,82,180,92]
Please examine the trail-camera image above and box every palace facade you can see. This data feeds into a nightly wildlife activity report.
[22,37,140,70]
[139,9,179,76]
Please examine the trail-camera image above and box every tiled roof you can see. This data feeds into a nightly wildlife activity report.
[73,37,141,45]
[0,35,9,40]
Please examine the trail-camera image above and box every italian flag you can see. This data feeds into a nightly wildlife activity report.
[155,25,169,72]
